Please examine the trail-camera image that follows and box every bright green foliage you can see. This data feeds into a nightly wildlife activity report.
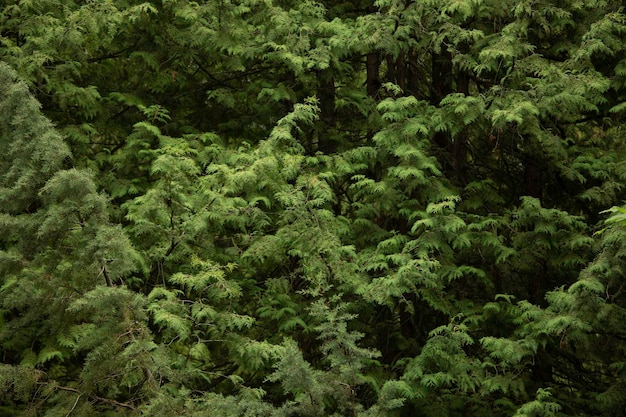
[0,62,70,213]
[2,0,626,416]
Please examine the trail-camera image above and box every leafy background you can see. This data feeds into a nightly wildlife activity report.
[2,0,626,416]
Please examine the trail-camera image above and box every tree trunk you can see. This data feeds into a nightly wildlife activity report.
[366,52,381,98]
[523,160,543,199]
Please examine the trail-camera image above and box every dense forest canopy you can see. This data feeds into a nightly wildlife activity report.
[2,0,626,415]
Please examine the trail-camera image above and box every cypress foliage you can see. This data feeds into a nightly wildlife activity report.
[2,0,626,416]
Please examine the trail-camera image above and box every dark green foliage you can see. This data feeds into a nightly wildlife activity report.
[2,0,626,416]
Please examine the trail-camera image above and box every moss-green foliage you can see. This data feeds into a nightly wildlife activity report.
[2,0,626,416]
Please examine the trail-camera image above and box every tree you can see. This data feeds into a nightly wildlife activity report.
[2,0,626,416]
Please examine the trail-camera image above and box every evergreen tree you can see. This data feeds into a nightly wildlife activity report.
[2,0,626,416]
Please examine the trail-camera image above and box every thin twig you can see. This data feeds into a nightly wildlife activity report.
[65,393,82,417]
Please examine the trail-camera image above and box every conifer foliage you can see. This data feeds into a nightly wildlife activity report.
[2,0,626,415]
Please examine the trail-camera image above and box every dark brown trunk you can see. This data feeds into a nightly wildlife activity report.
[430,50,453,105]
[406,48,419,96]
[366,52,381,98]
[102,265,112,287]
[384,49,420,97]
[317,70,336,126]
[523,160,543,199]
[452,137,468,185]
